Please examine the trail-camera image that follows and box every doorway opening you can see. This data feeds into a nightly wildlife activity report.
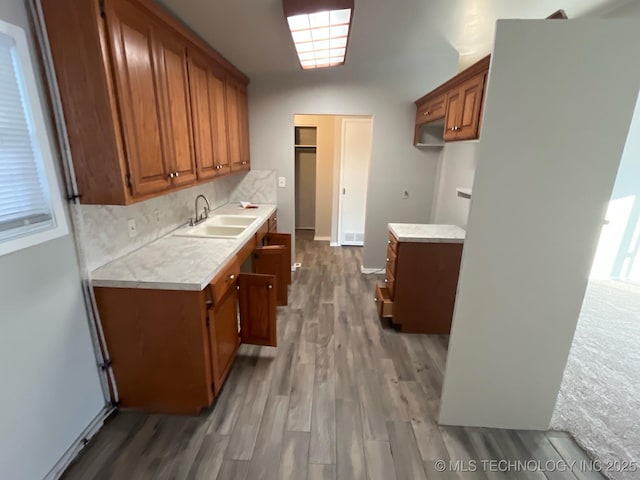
[552,90,640,470]
[293,114,373,246]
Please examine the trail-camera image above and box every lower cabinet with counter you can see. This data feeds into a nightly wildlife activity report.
[93,209,290,414]
[374,224,465,334]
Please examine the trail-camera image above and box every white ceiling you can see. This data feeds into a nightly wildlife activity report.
[158,0,635,76]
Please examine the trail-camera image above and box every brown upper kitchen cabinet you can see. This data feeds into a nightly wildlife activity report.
[227,77,251,172]
[414,55,490,144]
[187,48,231,179]
[443,72,486,141]
[40,0,249,205]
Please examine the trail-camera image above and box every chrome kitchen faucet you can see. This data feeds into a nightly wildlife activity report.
[190,194,211,226]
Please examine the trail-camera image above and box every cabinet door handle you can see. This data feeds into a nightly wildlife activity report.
[174,171,179,177]
[268,284,273,289]
[228,274,235,280]
[448,127,456,131]
[387,240,391,245]
[386,258,390,262]
[168,172,175,178]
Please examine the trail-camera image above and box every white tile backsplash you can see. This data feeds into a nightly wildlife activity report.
[79,170,276,271]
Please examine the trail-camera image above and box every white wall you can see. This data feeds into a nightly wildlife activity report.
[439,19,640,429]
[431,142,478,227]
[249,53,459,268]
[0,1,104,479]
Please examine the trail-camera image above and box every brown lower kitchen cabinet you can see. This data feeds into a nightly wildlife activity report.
[375,229,464,334]
[94,266,276,415]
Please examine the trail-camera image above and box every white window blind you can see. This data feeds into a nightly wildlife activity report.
[0,30,54,241]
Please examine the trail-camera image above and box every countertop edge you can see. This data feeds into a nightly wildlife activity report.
[90,204,277,291]
[388,223,466,244]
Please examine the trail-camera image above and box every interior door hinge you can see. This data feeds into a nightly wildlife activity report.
[98,0,106,17]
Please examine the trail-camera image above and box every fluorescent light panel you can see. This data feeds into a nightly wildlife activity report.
[287,8,351,70]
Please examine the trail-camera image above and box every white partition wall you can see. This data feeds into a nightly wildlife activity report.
[439,19,640,429]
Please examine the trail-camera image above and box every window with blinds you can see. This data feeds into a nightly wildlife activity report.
[0,19,67,256]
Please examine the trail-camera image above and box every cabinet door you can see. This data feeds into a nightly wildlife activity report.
[187,50,217,180]
[237,273,277,347]
[254,245,288,305]
[237,83,250,170]
[416,93,446,125]
[207,288,240,396]
[264,232,291,285]
[443,88,461,141]
[104,0,171,196]
[209,64,231,175]
[155,26,197,186]
[456,73,486,141]
[226,77,243,172]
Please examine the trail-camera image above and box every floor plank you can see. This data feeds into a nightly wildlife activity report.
[279,431,310,480]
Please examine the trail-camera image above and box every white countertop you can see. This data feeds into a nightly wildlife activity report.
[388,223,465,243]
[91,204,276,291]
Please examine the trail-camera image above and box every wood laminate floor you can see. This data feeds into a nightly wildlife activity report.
[63,232,604,480]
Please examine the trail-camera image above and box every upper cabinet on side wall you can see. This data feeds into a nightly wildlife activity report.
[40,0,250,205]
[414,56,490,145]
[226,77,251,173]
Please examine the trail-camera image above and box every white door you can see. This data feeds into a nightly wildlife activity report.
[339,118,373,246]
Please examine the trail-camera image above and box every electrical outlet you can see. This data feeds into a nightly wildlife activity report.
[403,189,410,199]
[278,176,286,188]
[127,218,137,238]
[153,209,162,224]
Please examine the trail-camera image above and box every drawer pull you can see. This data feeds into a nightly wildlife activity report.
[229,274,235,280]
[268,284,273,289]
[386,258,390,262]
[384,278,388,283]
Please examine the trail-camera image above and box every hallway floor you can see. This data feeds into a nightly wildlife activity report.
[63,235,604,480]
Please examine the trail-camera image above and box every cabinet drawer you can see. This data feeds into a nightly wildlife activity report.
[416,94,446,125]
[387,231,398,254]
[386,245,397,278]
[268,212,277,232]
[375,285,393,318]
[384,271,395,299]
[209,256,240,304]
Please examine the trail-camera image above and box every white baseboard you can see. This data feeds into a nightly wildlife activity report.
[360,265,385,274]
[314,236,331,241]
[330,242,340,247]
[44,405,116,480]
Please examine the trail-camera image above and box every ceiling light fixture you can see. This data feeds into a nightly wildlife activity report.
[283,0,354,70]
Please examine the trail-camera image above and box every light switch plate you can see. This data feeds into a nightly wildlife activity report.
[127,218,137,238]
[278,176,286,188]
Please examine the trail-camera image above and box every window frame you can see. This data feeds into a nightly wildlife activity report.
[0,18,68,257]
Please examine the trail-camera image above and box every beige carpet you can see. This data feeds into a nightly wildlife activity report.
[552,280,640,480]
